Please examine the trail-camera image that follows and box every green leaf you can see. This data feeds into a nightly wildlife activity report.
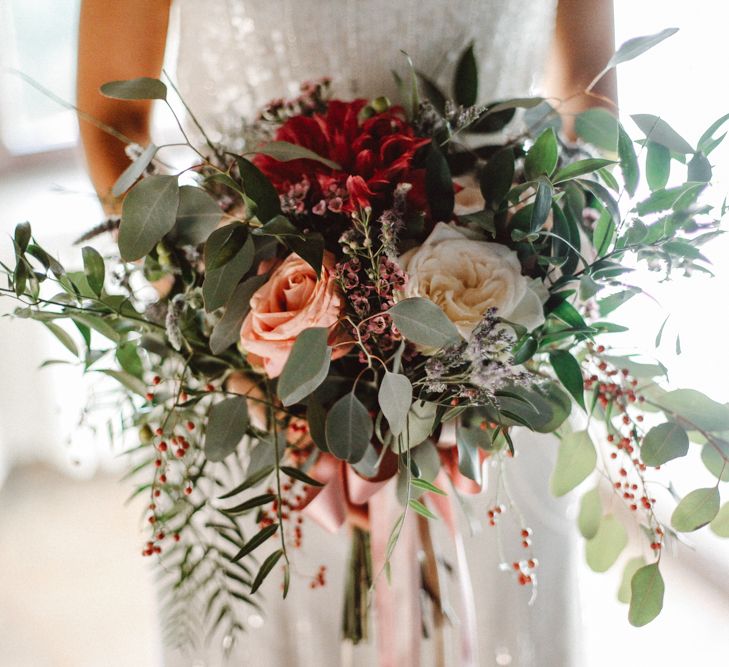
[617,124,639,196]
[687,152,712,183]
[224,493,276,516]
[202,229,255,312]
[43,322,78,357]
[252,215,304,239]
[70,313,120,343]
[698,112,729,154]
[479,148,515,208]
[81,246,105,296]
[378,371,413,436]
[550,430,596,496]
[285,232,325,278]
[277,328,332,406]
[14,221,31,253]
[511,335,538,365]
[549,350,586,411]
[646,141,671,190]
[529,176,554,232]
[172,186,222,245]
[710,502,729,537]
[553,158,617,184]
[550,296,587,330]
[389,298,461,348]
[655,389,729,432]
[671,487,720,532]
[232,523,279,562]
[578,487,602,539]
[575,108,619,152]
[250,549,283,594]
[112,143,157,197]
[253,141,341,170]
[454,42,478,107]
[641,422,689,466]
[280,466,325,488]
[116,342,144,379]
[525,128,558,180]
[411,478,447,496]
[628,563,665,627]
[618,557,646,604]
[119,175,179,261]
[218,465,274,500]
[205,396,250,462]
[598,288,641,316]
[209,275,267,355]
[405,401,438,449]
[100,77,167,100]
[205,223,248,271]
[631,114,694,154]
[585,514,627,572]
[635,182,704,216]
[425,144,454,222]
[325,392,373,463]
[307,397,329,453]
[408,498,438,520]
[607,28,678,69]
[237,157,281,222]
[97,369,147,396]
[592,206,615,257]
[701,439,729,481]
[416,72,447,114]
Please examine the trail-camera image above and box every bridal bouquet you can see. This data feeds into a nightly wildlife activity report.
[3,29,728,658]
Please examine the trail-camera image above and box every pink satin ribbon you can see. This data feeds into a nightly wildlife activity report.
[301,447,482,667]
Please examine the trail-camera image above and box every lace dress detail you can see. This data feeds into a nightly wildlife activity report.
[166,3,585,666]
[175,0,558,144]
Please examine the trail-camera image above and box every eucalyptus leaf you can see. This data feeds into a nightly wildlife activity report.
[607,28,678,69]
[578,486,602,539]
[325,392,373,463]
[618,557,646,605]
[641,422,689,466]
[100,77,167,100]
[671,487,720,532]
[205,396,250,462]
[654,389,729,432]
[119,175,180,261]
[575,108,619,152]
[700,439,729,481]
[389,298,461,348]
[550,430,596,496]
[202,232,255,312]
[172,186,223,245]
[585,514,627,572]
[209,275,267,355]
[277,328,332,406]
[254,141,340,170]
[632,114,694,154]
[378,371,413,436]
[710,502,729,537]
[112,143,157,197]
[456,422,483,485]
[628,563,664,627]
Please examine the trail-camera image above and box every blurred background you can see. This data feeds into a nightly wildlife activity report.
[0,1,728,665]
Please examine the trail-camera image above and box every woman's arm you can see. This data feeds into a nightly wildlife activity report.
[544,0,618,138]
[77,0,172,214]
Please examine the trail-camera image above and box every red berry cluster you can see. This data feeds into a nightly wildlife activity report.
[259,480,308,549]
[584,345,664,551]
[512,557,539,587]
[309,564,328,589]
[487,504,505,527]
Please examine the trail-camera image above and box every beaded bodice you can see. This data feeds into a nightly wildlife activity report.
[174,0,558,143]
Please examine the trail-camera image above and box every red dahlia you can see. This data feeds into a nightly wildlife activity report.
[254,99,430,214]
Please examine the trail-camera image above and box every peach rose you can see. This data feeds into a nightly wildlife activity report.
[240,251,349,377]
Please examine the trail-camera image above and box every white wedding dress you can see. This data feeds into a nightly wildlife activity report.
[166,2,583,666]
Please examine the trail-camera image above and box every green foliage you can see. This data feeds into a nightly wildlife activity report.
[453,42,478,107]
[202,224,255,311]
[524,128,558,181]
[389,298,461,348]
[378,371,413,436]
[632,114,694,154]
[671,487,720,532]
[172,186,223,245]
[277,328,332,407]
[606,28,678,70]
[250,549,284,594]
[237,157,281,222]
[628,563,665,627]
[577,487,602,539]
[325,392,373,463]
[479,148,515,208]
[710,502,729,537]
[113,143,158,197]
[205,396,250,462]
[119,175,180,261]
[618,557,646,604]
[655,389,729,431]
[575,108,619,152]
[641,422,689,466]
[585,514,627,572]
[549,350,586,411]
[550,431,596,496]
[100,77,167,100]
[209,275,266,355]
[253,141,341,170]
[425,144,455,222]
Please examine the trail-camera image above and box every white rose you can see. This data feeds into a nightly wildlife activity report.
[398,222,546,337]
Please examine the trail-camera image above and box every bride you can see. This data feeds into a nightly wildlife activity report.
[76,1,617,665]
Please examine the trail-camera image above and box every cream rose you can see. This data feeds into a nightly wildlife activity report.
[398,223,545,337]
[240,252,349,377]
